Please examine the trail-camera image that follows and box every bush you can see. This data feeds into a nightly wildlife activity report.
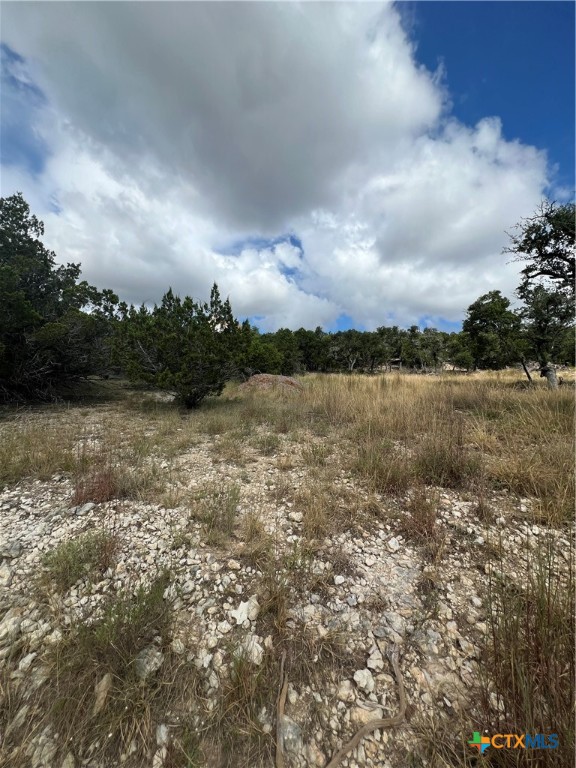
[116,284,240,408]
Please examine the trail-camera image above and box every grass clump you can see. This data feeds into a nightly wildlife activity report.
[8,574,204,767]
[399,487,446,563]
[239,511,275,569]
[0,414,81,485]
[352,438,412,494]
[478,542,574,767]
[72,463,161,504]
[42,531,120,591]
[207,643,276,768]
[192,481,240,545]
[413,421,482,489]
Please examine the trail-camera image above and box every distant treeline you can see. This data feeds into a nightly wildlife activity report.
[1,193,574,405]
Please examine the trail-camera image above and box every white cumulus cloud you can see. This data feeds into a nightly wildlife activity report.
[1,2,550,330]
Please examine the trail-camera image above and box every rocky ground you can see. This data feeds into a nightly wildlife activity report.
[0,396,572,768]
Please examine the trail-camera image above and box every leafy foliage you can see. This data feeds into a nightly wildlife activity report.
[504,201,576,373]
[116,284,240,407]
[505,200,575,296]
[0,193,118,400]
[462,291,522,370]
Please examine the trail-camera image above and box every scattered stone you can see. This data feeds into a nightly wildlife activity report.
[0,541,23,559]
[353,668,375,694]
[60,751,75,768]
[18,652,37,672]
[0,563,13,588]
[351,704,384,728]
[230,595,260,624]
[171,638,185,655]
[152,747,167,768]
[76,502,96,516]
[156,723,169,747]
[93,672,113,716]
[238,634,264,666]
[337,679,355,702]
[280,715,303,755]
[367,648,384,671]
[134,646,164,681]
[0,405,569,768]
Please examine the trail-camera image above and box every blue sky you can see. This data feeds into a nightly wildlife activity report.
[407,1,575,198]
[1,2,573,333]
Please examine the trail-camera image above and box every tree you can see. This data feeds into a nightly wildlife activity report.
[116,284,239,408]
[400,325,424,369]
[294,327,330,372]
[517,285,574,387]
[505,201,575,387]
[420,328,449,370]
[263,328,302,375]
[446,332,474,371]
[462,291,522,370]
[505,201,575,296]
[0,192,117,400]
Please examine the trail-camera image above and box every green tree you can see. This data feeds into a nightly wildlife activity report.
[294,327,330,372]
[420,328,449,370]
[505,201,575,296]
[116,284,239,408]
[400,325,424,369]
[328,329,366,372]
[0,192,117,400]
[375,325,403,370]
[263,328,302,375]
[518,285,574,385]
[462,291,522,370]
[504,201,575,387]
[446,332,474,371]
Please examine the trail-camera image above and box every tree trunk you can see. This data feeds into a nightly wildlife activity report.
[540,363,558,389]
[521,359,533,384]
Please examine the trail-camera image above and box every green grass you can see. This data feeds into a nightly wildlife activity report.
[41,531,120,591]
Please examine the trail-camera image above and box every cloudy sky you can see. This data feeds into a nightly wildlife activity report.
[1,1,574,332]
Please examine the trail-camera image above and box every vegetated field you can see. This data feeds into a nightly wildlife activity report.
[0,370,573,768]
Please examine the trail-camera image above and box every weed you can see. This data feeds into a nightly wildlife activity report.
[192,481,240,545]
[239,511,275,569]
[352,438,413,494]
[301,442,331,467]
[253,433,281,456]
[42,531,120,591]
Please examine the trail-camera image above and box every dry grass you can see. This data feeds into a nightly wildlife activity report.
[479,541,574,767]
[399,486,447,562]
[2,573,205,768]
[205,641,276,768]
[1,371,573,767]
[190,481,240,546]
[299,372,573,524]
[0,412,84,484]
[3,374,572,528]
[293,482,361,540]
[239,511,275,569]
